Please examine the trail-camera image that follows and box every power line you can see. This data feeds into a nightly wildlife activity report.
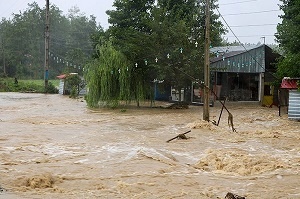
[222,9,281,16]
[49,51,85,71]
[230,23,277,28]
[219,0,258,6]
[225,34,275,38]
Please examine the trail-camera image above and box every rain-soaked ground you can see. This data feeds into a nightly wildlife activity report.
[0,92,299,199]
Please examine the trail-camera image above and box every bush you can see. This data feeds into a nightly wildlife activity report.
[45,82,58,94]
[69,86,78,98]
[65,74,85,98]
[20,82,43,93]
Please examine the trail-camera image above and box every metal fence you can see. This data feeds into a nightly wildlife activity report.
[288,90,300,120]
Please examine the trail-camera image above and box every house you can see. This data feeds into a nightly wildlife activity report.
[208,44,281,105]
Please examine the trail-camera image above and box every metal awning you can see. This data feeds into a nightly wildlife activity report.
[281,78,298,89]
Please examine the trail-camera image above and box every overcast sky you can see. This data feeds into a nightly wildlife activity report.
[0,0,282,44]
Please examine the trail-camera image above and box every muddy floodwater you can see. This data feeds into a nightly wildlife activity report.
[0,92,299,199]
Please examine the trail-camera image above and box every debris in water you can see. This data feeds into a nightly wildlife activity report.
[0,186,6,192]
[228,112,237,132]
[225,192,245,199]
[166,130,191,143]
[24,174,56,189]
[160,102,189,109]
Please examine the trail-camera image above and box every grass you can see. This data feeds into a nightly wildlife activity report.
[19,79,60,88]
[0,78,59,93]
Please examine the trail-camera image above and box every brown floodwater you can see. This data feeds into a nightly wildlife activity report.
[0,92,299,199]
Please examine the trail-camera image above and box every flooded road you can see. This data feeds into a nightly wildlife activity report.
[0,92,299,199]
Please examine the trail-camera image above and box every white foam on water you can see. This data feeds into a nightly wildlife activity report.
[74,159,89,164]
[97,142,201,165]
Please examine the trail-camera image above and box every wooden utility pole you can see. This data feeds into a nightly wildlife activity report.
[44,0,50,89]
[203,0,210,121]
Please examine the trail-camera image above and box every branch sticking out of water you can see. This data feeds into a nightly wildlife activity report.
[166,130,191,143]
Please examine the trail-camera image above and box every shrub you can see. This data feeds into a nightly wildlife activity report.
[69,86,78,98]
[44,82,58,94]
[65,74,84,98]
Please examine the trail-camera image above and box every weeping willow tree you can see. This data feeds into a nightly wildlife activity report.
[85,39,146,108]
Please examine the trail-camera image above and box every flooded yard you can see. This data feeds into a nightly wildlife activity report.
[0,93,299,199]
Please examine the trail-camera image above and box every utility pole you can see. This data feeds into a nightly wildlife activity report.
[44,0,50,89]
[203,0,210,121]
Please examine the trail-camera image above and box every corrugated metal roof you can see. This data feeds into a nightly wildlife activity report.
[210,44,263,54]
[281,78,298,89]
[210,51,244,63]
[288,90,300,120]
[210,45,265,73]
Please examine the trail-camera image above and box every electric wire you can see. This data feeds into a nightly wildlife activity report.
[230,23,277,28]
[49,50,85,69]
[222,9,281,16]
[225,34,274,38]
[219,0,258,6]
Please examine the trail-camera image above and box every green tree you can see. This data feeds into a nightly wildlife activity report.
[103,0,225,102]
[275,0,300,78]
[49,4,70,77]
[65,74,82,98]
[63,7,100,75]
[85,39,132,107]
[106,0,155,105]
[0,18,12,77]
[0,3,45,78]
[0,2,101,79]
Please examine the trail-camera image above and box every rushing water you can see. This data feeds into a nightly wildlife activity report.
[0,93,299,199]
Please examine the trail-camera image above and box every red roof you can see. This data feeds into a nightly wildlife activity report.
[281,78,298,89]
[56,74,67,79]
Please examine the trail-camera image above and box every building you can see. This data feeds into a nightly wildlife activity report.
[280,77,300,120]
[56,73,86,95]
[56,74,67,95]
[209,44,280,105]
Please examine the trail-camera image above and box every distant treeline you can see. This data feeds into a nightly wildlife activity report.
[0,2,102,79]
